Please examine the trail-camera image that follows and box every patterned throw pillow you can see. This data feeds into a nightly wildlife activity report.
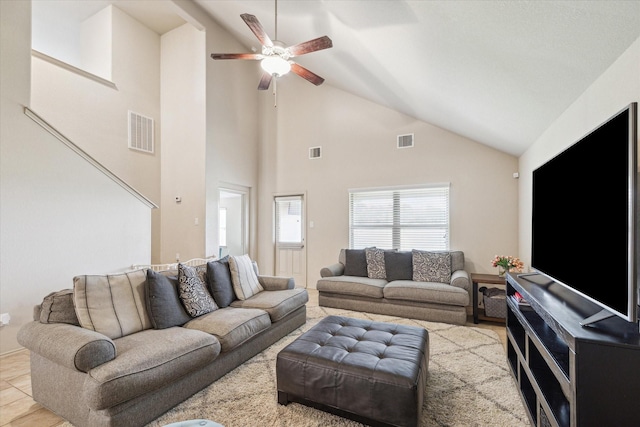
[178,263,218,317]
[229,254,264,300]
[412,250,451,283]
[365,247,387,279]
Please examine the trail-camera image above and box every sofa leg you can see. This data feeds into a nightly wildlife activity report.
[277,391,289,405]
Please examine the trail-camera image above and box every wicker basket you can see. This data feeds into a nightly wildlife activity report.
[481,287,507,318]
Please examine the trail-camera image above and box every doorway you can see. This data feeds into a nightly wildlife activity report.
[219,187,248,258]
[274,194,307,288]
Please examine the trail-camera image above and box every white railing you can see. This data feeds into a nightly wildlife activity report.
[132,257,217,272]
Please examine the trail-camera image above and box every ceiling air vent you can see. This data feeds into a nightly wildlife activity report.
[128,111,154,154]
[397,133,414,149]
[309,146,322,159]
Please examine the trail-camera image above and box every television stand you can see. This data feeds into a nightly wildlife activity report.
[506,273,640,427]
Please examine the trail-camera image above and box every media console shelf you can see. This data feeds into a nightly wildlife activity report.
[506,273,640,427]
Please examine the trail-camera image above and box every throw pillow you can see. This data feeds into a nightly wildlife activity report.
[365,247,387,279]
[39,289,80,325]
[343,249,369,277]
[207,256,235,308]
[74,269,151,339]
[178,263,218,317]
[228,254,264,300]
[145,269,192,328]
[412,250,451,283]
[384,251,413,281]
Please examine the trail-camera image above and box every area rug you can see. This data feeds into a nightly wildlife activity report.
[140,305,529,427]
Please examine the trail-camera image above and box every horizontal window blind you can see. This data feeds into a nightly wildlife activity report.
[349,184,450,251]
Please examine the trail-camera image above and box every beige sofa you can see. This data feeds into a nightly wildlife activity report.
[317,249,470,325]
[17,258,308,427]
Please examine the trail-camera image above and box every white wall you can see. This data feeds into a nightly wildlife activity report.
[160,23,206,263]
[0,0,152,354]
[31,4,162,261]
[518,36,640,268]
[172,0,261,261]
[257,76,520,287]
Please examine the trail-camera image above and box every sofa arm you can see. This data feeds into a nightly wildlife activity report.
[450,269,471,292]
[258,275,295,290]
[17,321,115,373]
[320,263,345,277]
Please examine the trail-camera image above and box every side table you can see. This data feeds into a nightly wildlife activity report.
[471,273,506,324]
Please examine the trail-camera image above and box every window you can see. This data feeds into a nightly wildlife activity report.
[349,184,450,251]
[275,195,304,248]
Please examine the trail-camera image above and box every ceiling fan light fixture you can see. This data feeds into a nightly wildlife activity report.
[261,56,291,76]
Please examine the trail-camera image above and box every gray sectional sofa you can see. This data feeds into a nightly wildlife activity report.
[317,248,470,325]
[17,256,308,427]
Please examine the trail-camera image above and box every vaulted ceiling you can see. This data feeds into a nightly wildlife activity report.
[36,1,640,156]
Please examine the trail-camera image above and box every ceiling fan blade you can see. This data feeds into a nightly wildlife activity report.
[290,62,325,86]
[211,53,263,60]
[288,36,333,57]
[241,14,273,47]
[258,72,273,90]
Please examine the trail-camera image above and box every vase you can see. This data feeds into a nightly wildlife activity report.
[498,266,507,277]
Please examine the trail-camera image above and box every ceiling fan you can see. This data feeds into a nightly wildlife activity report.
[210,0,333,91]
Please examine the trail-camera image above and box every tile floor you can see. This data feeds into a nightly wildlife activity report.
[0,289,507,426]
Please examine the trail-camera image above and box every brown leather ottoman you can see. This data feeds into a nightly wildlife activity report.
[276,315,429,427]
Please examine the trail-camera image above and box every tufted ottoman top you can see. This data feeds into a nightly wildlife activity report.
[277,315,429,427]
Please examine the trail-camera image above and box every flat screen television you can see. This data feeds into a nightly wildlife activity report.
[531,102,638,326]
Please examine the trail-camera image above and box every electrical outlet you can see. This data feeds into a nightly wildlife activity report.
[176,253,180,262]
[0,313,10,325]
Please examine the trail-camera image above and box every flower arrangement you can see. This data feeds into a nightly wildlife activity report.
[491,255,524,276]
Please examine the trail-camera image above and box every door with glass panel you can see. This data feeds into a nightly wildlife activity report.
[274,195,306,288]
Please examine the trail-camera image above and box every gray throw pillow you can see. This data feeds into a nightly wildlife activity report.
[145,269,192,329]
[178,263,218,317]
[343,249,368,277]
[412,250,451,283]
[39,289,80,325]
[207,256,235,308]
[365,247,387,279]
[384,251,413,281]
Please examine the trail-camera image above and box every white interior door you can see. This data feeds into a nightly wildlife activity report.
[219,187,248,258]
[274,195,306,288]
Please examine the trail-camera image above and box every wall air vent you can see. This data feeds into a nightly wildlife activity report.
[397,133,414,149]
[128,111,154,154]
[309,146,322,159]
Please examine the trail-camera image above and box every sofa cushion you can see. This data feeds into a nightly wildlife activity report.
[343,249,368,277]
[39,289,80,325]
[384,250,413,281]
[412,250,451,283]
[207,256,235,308]
[84,327,220,410]
[229,254,264,300]
[384,280,469,306]
[178,264,218,317]
[365,247,387,279]
[230,288,308,322]
[184,307,271,352]
[145,269,191,329]
[316,276,387,299]
[74,269,152,339]
[451,251,465,272]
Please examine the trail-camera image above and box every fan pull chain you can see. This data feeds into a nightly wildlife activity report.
[273,78,278,107]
